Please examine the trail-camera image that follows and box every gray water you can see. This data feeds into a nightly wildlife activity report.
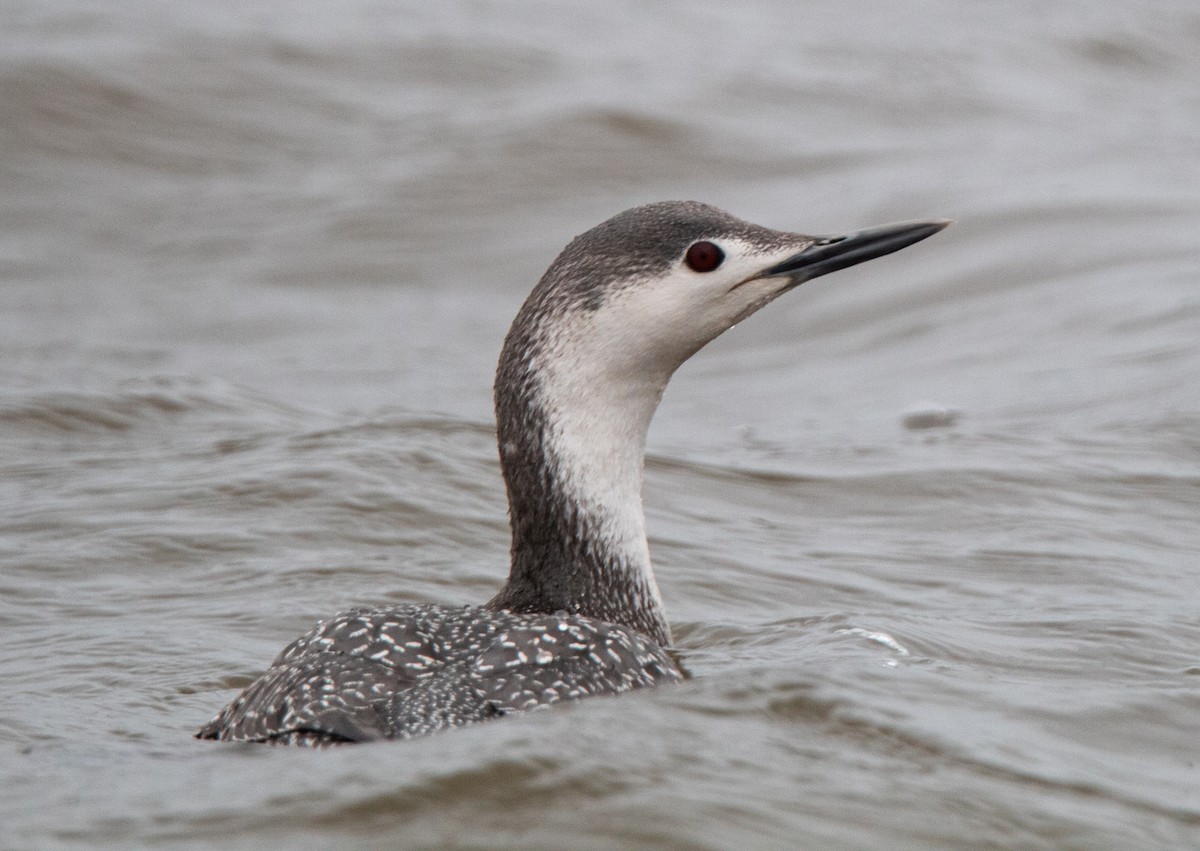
[3,1,1199,848]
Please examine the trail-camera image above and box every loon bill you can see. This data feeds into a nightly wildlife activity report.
[197,201,950,746]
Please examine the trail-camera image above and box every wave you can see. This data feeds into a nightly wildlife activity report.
[0,376,295,433]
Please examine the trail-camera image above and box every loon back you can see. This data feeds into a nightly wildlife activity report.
[196,605,679,745]
[197,201,949,745]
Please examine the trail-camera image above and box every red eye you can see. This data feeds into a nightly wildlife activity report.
[684,241,724,273]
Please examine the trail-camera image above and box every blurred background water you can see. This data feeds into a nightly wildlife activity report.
[2,1,1199,848]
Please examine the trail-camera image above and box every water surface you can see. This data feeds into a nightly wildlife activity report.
[2,1,1199,848]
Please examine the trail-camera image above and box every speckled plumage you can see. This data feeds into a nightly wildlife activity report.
[197,604,680,745]
[197,202,948,745]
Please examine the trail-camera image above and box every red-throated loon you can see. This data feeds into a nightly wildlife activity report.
[197,201,949,745]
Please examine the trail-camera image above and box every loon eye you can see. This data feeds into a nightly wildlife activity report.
[684,241,724,273]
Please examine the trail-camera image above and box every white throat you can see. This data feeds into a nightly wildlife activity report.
[537,322,671,625]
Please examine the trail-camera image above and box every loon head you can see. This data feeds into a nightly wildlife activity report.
[491,201,950,645]
[507,201,950,386]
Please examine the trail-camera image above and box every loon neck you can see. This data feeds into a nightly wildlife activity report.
[487,304,673,647]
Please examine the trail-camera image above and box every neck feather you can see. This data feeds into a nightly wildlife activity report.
[487,307,672,646]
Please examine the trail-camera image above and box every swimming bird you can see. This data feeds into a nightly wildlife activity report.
[196,201,949,745]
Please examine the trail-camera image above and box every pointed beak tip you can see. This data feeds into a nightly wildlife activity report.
[907,218,954,238]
